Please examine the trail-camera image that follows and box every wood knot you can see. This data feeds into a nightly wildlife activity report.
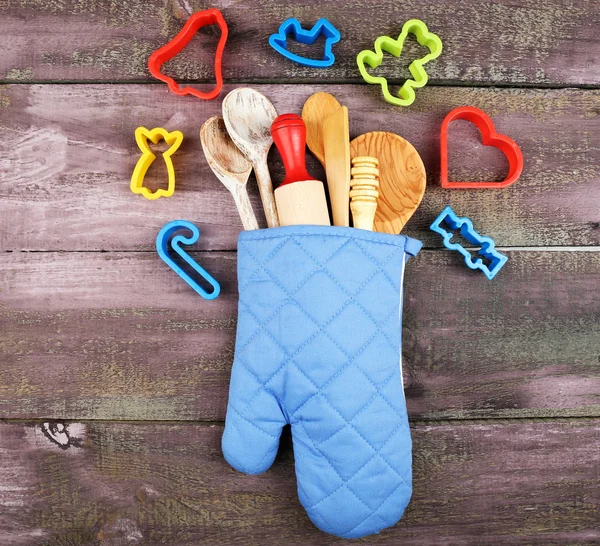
[41,421,82,450]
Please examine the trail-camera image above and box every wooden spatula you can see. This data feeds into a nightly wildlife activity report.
[301,92,342,167]
[350,132,426,234]
[323,105,351,226]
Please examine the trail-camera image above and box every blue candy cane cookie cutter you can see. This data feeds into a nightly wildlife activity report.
[430,206,508,280]
[156,220,221,299]
[269,18,341,68]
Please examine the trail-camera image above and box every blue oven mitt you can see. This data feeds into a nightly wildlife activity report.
[222,225,421,538]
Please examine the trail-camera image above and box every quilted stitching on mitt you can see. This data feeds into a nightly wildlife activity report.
[222,225,421,539]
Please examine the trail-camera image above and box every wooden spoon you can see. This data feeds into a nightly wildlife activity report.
[301,92,342,167]
[200,116,258,231]
[350,132,426,234]
[222,88,279,228]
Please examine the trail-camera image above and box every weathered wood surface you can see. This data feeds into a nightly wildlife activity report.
[222,87,279,228]
[2,249,598,421]
[1,84,599,251]
[350,131,426,234]
[2,1,599,542]
[1,0,600,87]
[200,116,258,230]
[1,420,598,545]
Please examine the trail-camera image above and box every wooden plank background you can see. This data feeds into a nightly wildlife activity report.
[2,420,599,545]
[1,0,599,544]
[1,250,599,421]
[1,84,599,251]
[1,0,600,86]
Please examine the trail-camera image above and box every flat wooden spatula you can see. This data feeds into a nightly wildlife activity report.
[323,106,351,227]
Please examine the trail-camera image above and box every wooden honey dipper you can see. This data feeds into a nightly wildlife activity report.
[350,156,379,231]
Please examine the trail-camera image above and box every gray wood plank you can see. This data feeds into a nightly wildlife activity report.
[1,250,598,421]
[1,84,599,251]
[1,419,598,545]
[1,0,600,86]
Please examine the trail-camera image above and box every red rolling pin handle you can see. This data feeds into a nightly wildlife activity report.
[271,114,316,186]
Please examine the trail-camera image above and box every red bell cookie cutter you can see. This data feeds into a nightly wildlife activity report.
[148,8,228,101]
[440,106,524,189]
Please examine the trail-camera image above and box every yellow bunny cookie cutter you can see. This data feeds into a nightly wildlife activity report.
[130,126,184,200]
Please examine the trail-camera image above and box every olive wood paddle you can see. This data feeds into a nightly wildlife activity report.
[350,131,426,234]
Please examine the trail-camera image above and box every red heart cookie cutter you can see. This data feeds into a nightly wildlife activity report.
[440,106,523,189]
[148,8,228,101]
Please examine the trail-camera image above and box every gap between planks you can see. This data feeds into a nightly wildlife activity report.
[4,247,600,253]
[1,416,598,426]
[2,80,600,91]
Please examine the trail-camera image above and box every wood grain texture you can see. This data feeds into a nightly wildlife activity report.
[274,180,331,227]
[351,132,426,234]
[1,2,598,543]
[1,420,598,545]
[1,250,598,421]
[349,156,380,231]
[302,92,342,167]
[200,116,258,231]
[323,105,351,227]
[222,87,279,228]
[1,84,599,251]
[1,0,600,87]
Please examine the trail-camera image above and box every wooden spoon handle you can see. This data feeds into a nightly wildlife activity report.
[253,159,280,228]
[232,185,259,231]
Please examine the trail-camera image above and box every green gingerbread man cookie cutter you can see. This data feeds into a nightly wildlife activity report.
[357,19,443,107]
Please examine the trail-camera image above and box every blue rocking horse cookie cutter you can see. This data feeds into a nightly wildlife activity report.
[156,220,221,299]
[430,206,508,280]
[269,18,341,68]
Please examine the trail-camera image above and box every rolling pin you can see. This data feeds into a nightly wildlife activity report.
[271,114,331,227]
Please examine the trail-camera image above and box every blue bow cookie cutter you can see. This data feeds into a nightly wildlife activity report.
[430,206,508,280]
[156,220,221,299]
[269,18,341,68]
